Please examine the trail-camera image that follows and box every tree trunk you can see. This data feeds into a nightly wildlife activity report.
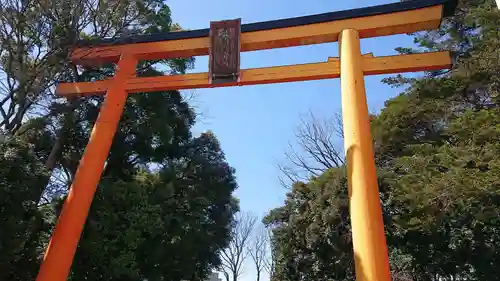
[45,99,82,171]
[45,130,66,171]
[37,98,83,205]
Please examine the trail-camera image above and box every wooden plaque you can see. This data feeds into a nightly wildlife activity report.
[209,19,241,84]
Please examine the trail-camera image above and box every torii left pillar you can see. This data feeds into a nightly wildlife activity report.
[35,55,137,281]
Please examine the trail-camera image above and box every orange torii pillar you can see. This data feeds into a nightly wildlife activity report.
[340,29,391,281]
[35,55,137,281]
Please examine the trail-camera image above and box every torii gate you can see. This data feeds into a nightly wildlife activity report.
[36,0,457,281]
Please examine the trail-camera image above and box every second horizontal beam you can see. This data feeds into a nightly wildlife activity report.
[56,51,452,97]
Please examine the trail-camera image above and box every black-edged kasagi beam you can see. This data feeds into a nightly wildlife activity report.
[72,0,457,65]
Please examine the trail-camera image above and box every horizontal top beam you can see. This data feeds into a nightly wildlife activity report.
[72,0,457,65]
[77,0,456,47]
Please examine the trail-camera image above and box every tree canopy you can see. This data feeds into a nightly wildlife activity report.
[0,1,238,281]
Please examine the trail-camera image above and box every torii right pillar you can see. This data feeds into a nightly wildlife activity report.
[339,28,392,281]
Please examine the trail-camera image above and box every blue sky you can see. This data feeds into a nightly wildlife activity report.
[167,0,420,280]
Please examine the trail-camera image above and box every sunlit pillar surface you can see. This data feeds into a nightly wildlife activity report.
[339,28,392,281]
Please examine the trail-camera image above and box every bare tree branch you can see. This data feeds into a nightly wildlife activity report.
[248,223,268,281]
[278,110,345,188]
[220,212,257,281]
[0,0,190,204]
[263,227,276,281]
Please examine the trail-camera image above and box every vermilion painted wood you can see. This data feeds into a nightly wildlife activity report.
[36,56,137,281]
[340,29,391,281]
[71,2,453,64]
[56,51,452,96]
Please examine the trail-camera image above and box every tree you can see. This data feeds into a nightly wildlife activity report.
[0,0,195,189]
[70,132,239,281]
[263,228,277,281]
[249,223,268,281]
[278,111,344,187]
[264,168,355,281]
[0,137,51,281]
[0,0,187,135]
[220,212,257,281]
[0,1,237,281]
[49,57,234,281]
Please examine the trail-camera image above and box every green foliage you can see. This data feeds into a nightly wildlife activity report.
[0,137,51,281]
[380,109,500,280]
[0,2,237,281]
[265,169,355,281]
[71,134,239,281]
